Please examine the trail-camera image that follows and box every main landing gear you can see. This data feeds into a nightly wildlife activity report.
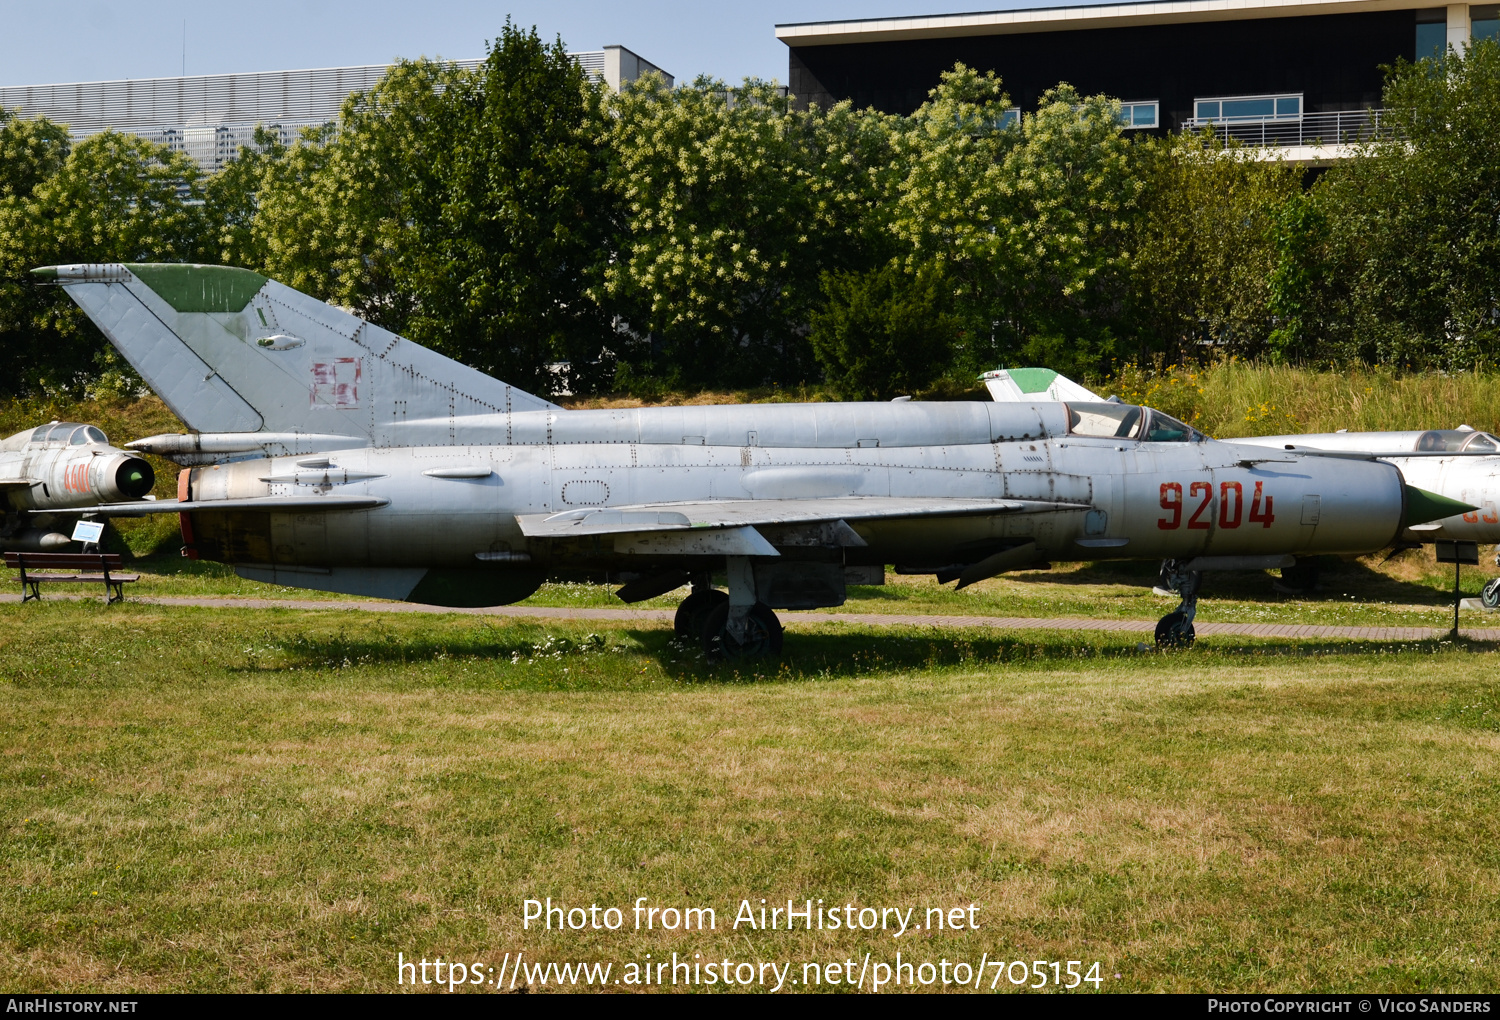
[674,560,785,660]
[673,574,727,640]
[1154,559,1202,649]
[703,601,784,659]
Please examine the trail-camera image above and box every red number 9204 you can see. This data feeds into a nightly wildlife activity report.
[1159,480,1275,530]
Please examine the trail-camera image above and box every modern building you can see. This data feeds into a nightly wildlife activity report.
[0,45,671,171]
[778,0,1499,155]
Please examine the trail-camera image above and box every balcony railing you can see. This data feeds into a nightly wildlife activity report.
[1182,108,1400,148]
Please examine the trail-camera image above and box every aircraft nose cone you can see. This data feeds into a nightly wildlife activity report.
[1404,485,1477,527]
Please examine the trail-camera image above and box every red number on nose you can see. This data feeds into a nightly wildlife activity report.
[1158,482,1182,529]
[1187,482,1212,529]
[1219,481,1243,528]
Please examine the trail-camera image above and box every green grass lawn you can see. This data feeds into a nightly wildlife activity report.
[111,546,1500,632]
[2,602,1498,992]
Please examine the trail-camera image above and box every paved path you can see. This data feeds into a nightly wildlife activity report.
[6,593,1497,642]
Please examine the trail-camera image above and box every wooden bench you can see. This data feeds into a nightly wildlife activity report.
[5,552,139,605]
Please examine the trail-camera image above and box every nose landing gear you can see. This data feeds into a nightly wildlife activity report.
[1155,559,1202,648]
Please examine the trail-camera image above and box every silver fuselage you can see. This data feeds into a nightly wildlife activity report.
[180,404,1407,581]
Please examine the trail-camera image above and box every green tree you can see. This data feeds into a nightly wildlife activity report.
[604,76,897,390]
[201,125,287,273]
[409,24,617,395]
[1266,190,1328,362]
[1316,38,1500,367]
[0,128,205,396]
[1130,132,1302,362]
[809,261,959,400]
[889,70,1143,376]
[0,108,70,200]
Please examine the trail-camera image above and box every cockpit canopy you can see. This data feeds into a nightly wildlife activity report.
[30,422,109,446]
[1414,430,1500,453]
[1064,402,1205,443]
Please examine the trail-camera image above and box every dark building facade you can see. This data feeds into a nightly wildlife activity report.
[780,0,1499,139]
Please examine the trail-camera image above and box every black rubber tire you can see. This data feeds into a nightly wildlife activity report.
[674,590,728,640]
[1154,610,1196,649]
[1482,577,1500,610]
[702,601,784,660]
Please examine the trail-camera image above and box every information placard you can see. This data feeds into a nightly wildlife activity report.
[71,519,104,544]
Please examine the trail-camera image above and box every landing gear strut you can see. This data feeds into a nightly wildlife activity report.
[1154,559,1201,648]
[696,556,784,660]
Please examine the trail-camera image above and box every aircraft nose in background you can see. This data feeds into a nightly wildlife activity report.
[1404,485,1476,528]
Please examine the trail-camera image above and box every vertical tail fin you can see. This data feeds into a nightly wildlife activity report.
[981,367,1102,403]
[36,263,560,439]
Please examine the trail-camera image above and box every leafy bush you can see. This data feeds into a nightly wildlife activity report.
[809,262,959,400]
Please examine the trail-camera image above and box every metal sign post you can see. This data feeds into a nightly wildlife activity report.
[1436,541,1480,637]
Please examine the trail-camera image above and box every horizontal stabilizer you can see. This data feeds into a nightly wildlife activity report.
[518,496,1088,538]
[87,495,389,517]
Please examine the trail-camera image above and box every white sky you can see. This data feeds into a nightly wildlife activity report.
[3,0,1110,88]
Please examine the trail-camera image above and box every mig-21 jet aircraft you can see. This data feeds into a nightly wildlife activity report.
[1233,427,1500,603]
[0,420,156,551]
[986,368,1500,597]
[33,264,1472,653]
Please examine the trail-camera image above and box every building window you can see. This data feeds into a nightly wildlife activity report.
[1417,8,1447,57]
[1194,93,1302,124]
[1118,101,1159,129]
[1474,4,1500,42]
[955,108,1019,132]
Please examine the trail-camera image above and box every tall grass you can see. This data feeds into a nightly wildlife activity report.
[1108,360,1500,437]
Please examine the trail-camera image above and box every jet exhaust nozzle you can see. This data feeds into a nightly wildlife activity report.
[112,457,156,501]
[1404,485,1476,528]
